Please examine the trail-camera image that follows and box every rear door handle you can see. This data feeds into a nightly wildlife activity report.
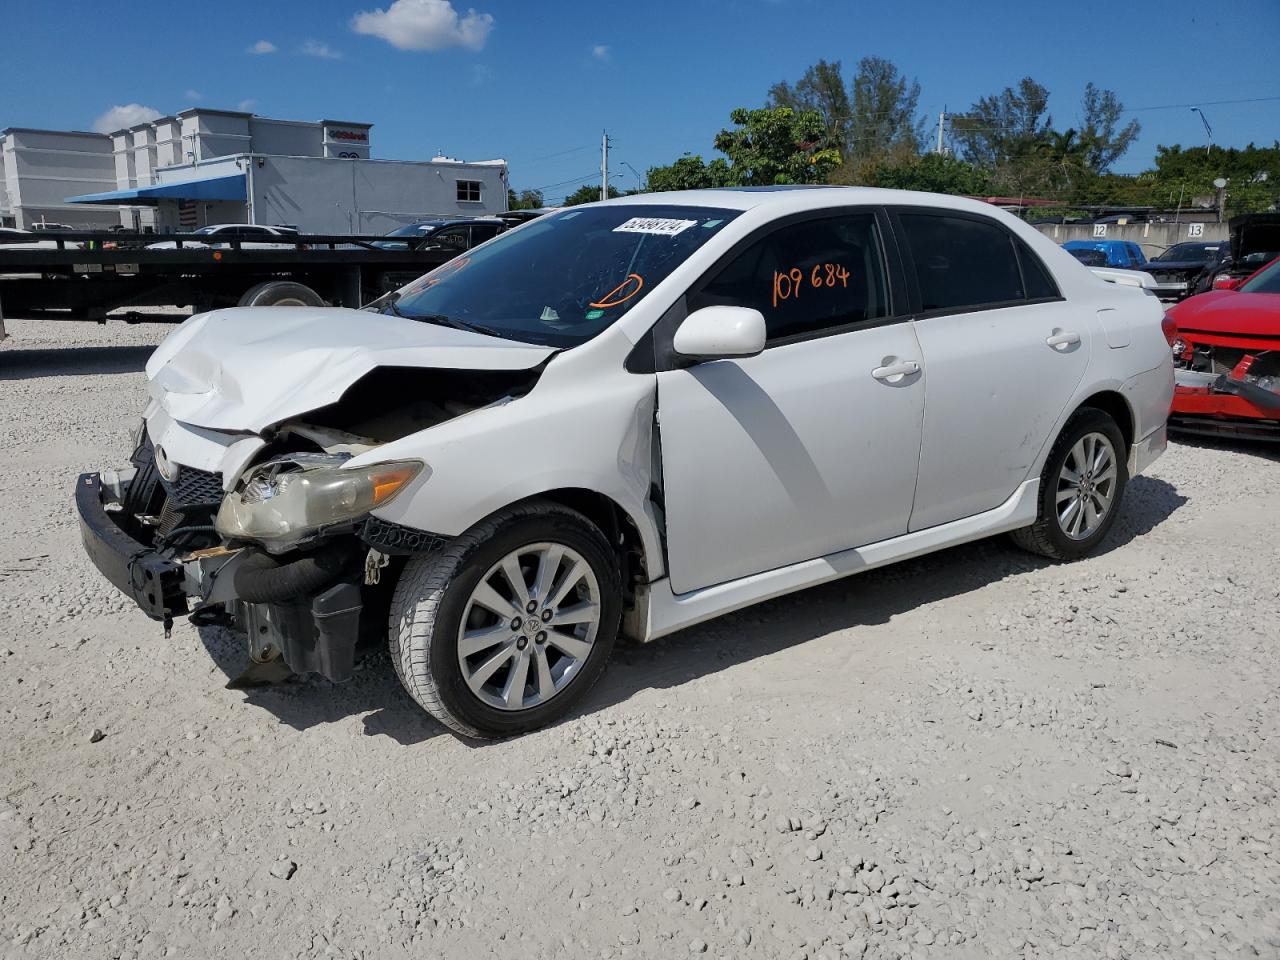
[871,360,920,382]
[1046,330,1081,349]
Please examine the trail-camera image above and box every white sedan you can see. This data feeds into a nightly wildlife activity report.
[145,223,301,250]
[77,187,1173,737]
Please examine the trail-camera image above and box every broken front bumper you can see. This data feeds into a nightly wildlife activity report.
[1171,368,1280,438]
[75,470,366,681]
[76,473,189,622]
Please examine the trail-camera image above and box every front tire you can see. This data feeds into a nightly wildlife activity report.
[1010,408,1128,561]
[388,501,621,738]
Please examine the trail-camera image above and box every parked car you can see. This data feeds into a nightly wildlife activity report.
[1062,239,1147,269]
[1142,240,1230,302]
[146,223,302,250]
[1167,255,1280,439]
[76,188,1173,737]
[0,226,81,250]
[1204,214,1280,292]
[1064,247,1108,267]
[372,218,507,251]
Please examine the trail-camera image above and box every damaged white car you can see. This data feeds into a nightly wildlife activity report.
[78,188,1174,738]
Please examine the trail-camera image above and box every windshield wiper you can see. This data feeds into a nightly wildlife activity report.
[410,313,504,339]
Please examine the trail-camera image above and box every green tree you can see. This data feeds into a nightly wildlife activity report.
[769,56,923,173]
[646,154,735,192]
[1079,83,1140,173]
[561,183,622,206]
[506,187,545,210]
[768,59,853,157]
[870,153,991,195]
[951,77,1053,169]
[849,56,924,161]
[713,107,841,185]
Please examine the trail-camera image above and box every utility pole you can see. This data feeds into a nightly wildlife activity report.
[601,130,610,201]
[936,108,946,155]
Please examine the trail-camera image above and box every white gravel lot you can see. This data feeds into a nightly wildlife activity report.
[2,317,1279,960]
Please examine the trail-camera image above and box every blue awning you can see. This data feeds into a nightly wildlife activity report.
[67,173,246,205]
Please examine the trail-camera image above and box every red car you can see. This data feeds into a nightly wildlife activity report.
[1168,255,1280,439]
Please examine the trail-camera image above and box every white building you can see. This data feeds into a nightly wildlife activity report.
[0,128,119,229]
[2,108,508,232]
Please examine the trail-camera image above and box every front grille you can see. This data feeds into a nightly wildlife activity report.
[156,466,223,544]
[163,466,224,508]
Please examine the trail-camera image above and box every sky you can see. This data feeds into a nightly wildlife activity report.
[2,0,1278,204]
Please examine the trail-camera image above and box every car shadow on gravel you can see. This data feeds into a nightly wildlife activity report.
[193,477,1184,745]
[0,345,154,380]
[194,624,448,746]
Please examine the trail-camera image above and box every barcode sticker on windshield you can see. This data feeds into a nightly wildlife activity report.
[613,217,698,237]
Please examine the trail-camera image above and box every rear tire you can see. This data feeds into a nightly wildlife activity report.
[388,501,621,739]
[1010,408,1128,561]
[237,281,326,307]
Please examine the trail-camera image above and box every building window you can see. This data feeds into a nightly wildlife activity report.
[457,180,482,203]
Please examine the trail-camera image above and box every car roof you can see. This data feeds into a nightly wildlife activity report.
[588,186,1027,218]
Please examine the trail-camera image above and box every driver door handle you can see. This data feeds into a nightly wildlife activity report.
[871,360,920,381]
[1046,330,1081,349]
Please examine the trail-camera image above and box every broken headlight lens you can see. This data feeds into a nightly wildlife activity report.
[215,454,425,552]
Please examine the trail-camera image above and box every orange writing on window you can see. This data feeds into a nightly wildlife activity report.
[590,273,644,309]
[772,263,850,306]
[416,256,472,292]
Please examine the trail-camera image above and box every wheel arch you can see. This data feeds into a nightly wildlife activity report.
[1076,389,1135,452]
[511,487,652,590]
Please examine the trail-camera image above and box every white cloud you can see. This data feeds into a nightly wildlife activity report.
[237,99,258,113]
[351,0,494,52]
[247,39,277,54]
[92,103,162,134]
[300,39,343,59]
[183,88,203,101]
[591,44,610,61]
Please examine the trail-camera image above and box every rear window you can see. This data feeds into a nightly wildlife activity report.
[899,212,1025,312]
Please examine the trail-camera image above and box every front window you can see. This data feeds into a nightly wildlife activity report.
[688,213,889,344]
[1154,243,1218,263]
[1238,257,1280,295]
[379,205,740,347]
[457,180,482,203]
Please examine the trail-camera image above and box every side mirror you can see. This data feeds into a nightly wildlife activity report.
[672,306,767,361]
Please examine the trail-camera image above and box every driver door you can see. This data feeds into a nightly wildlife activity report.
[655,210,925,594]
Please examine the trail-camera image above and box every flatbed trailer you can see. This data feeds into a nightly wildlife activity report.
[0,230,456,339]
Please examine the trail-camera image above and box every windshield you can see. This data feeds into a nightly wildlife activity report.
[379,205,740,347]
[1154,243,1219,263]
[1239,257,1280,294]
[192,226,219,235]
[386,223,436,238]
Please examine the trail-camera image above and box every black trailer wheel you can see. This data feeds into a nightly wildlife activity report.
[237,281,327,308]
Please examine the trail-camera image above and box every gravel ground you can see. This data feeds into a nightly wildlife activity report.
[2,317,1279,960]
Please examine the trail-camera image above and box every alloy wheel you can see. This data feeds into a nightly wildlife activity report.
[456,542,601,711]
[1055,431,1118,541]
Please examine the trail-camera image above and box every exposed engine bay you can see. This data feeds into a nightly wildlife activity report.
[92,363,545,684]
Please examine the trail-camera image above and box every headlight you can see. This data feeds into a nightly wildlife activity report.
[216,454,425,552]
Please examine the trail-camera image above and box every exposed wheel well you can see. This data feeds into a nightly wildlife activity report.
[516,488,649,597]
[1077,390,1134,451]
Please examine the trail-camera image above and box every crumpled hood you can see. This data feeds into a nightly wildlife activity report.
[145,306,555,433]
